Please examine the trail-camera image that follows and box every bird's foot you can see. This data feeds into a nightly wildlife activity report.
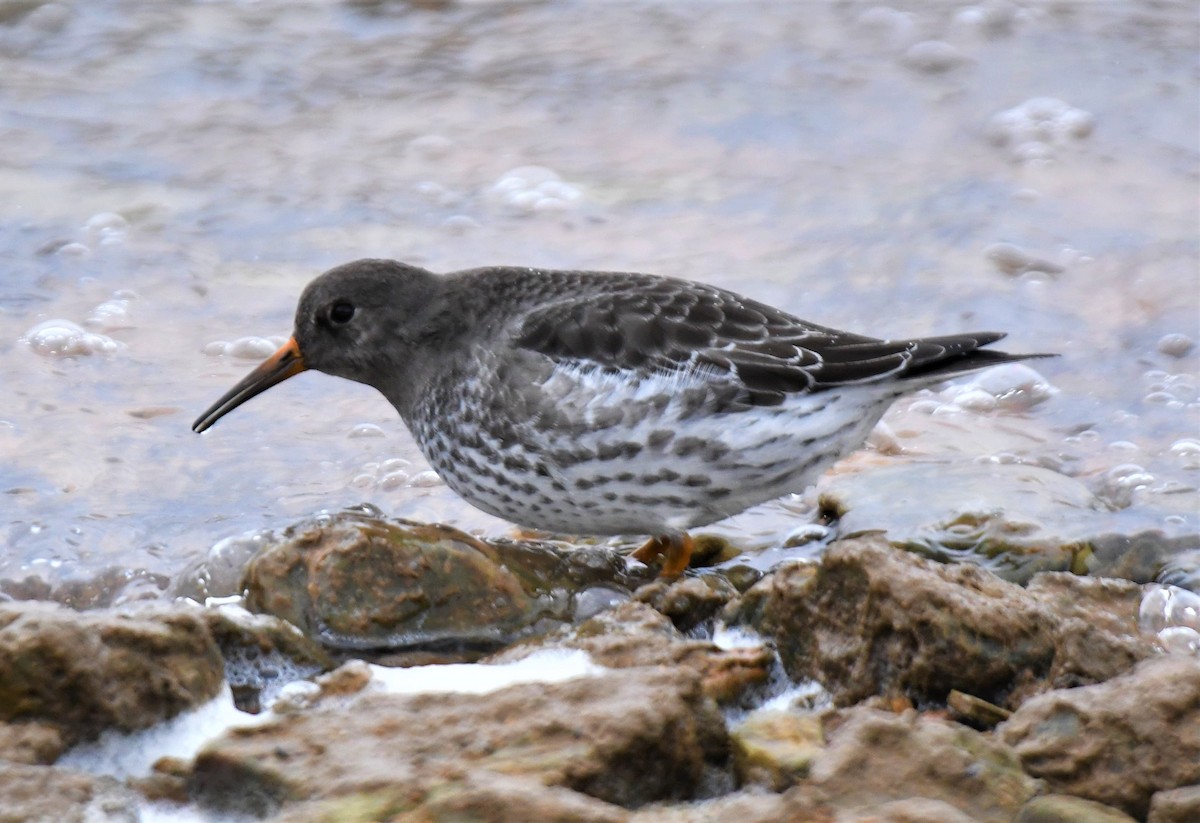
[631,533,694,578]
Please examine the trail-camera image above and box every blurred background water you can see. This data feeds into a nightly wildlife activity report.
[1,0,1196,601]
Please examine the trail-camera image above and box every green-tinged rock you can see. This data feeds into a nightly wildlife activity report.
[240,511,648,649]
[731,709,824,790]
[1015,794,1137,823]
[268,772,629,823]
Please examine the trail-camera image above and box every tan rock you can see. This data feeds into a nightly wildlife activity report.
[808,707,1040,823]
[1000,656,1200,819]
[0,601,224,744]
[191,666,727,817]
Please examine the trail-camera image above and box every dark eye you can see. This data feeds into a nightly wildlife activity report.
[328,301,356,325]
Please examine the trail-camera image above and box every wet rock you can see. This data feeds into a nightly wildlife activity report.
[190,666,728,817]
[1149,785,1200,823]
[839,798,977,823]
[999,656,1200,819]
[730,708,824,790]
[0,762,139,823]
[240,511,646,650]
[0,601,225,744]
[1015,793,1137,823]
[808,707,1040,823]
[491,601,774,705]
[633,573,740,632]
[0,720,64,765]
[736,536,1149,708]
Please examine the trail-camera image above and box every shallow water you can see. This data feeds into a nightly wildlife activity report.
[2,0,1197,598]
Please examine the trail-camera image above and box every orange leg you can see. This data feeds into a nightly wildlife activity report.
[630,533,694,578]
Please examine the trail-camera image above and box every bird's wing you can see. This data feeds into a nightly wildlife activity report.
[511,278,1010,407]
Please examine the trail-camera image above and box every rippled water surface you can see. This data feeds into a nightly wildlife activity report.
[2,0,1197,598]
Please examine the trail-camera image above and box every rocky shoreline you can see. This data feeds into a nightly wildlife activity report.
[1,515,1197,822]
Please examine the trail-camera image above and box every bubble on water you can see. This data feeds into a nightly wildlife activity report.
[1096,463,1156,509]
[408,134,454,159]
[379,471,410,490]
[413,181,461,207]
[85,292,136,331]
[1107,440,1140,453]
[936,362,1057,414]
[901,40,968,73]
[1140,368,1198,406]
[381,458,411,472]
[489,166,583,215]
[56,241,90,258]
[83,212,129,246]
[1140,584,1200,656]
[1157,333,1194,358]
[408,469,442,488]
[854,6,916,45]
[205,336,287,359]
[22,319,122,356]
[954,1,1020,38]
[986,97,1095,163]
[348,423,385,439]
[1169,438,1200,469]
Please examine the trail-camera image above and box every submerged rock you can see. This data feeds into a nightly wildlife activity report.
[736,536,1149,708]
[999,656,1200,819]
[818,462,1199,584]
[0,601,224,745]
[240,511,648,650]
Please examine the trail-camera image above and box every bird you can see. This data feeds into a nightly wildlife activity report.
[193,259,1052,577]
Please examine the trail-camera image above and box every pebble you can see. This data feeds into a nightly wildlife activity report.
[983,242,1064,276]
[1157,333,1194,358]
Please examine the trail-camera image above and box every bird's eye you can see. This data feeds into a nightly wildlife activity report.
[328,301,356,325]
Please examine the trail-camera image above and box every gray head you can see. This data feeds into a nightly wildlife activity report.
[192,259,443,432]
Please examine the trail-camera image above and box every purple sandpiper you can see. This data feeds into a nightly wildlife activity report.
[194,259,1052,576]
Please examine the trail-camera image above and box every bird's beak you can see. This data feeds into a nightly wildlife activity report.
[192,337,308,433]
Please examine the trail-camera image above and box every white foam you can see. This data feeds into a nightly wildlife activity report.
[711,624,767,650]
[368,648,602,695]
[58,685,257,780]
